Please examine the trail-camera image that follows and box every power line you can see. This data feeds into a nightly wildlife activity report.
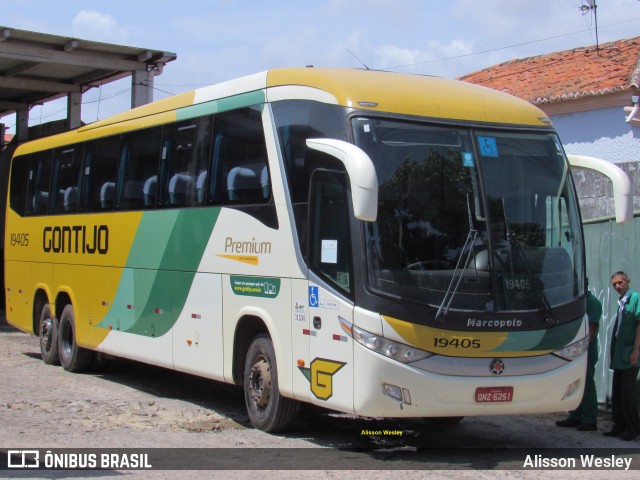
[382,17,640,71]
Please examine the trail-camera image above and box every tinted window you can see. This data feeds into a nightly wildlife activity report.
[50,146,83,213]
[159,117,213,208]
[26,151,53,215]
[9,155,30,216]
[82,136,120,212]
[117,127,162,210]
[209,106,270,205]
[309,171,353,295]
[272,101,348,204]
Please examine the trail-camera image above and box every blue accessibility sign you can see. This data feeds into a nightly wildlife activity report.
[309,286,319,308]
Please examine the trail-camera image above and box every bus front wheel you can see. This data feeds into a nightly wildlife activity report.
[38,303,60,365]
[243,334,299,432]
[57,304,93,372]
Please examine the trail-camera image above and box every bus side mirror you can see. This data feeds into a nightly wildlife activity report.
[567,154,632,224]
[306,138,378,222]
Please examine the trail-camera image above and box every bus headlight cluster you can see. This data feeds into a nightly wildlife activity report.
[552,335,590,361]
[339,317,432,363]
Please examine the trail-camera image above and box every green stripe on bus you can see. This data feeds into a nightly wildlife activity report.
[127,210,180,269]
[100,208,220,337]
[530,317,583,351]
[126,207,220,337]
[176,90,266,121]
[489,317,582,353]
[489,328,547,352]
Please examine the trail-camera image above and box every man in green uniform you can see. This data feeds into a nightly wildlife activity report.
[604,271,640,441]
[556,280,602,431]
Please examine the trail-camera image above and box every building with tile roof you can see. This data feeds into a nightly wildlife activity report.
[459,36,640,220]
[459,36,640,113]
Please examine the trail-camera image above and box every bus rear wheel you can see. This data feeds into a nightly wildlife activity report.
[243,334,299,432]
[38,303,60,365]
[57,304,93,372]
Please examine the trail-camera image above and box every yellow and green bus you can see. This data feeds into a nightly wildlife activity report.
[5,68,594,431]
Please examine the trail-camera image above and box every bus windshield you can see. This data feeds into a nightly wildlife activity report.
[352,117,584,313]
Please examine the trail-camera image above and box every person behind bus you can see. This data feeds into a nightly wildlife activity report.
[556,278,602,431]
[604,271,640,441]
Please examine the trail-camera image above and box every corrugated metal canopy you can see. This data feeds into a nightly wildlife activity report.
[0,26,176,118]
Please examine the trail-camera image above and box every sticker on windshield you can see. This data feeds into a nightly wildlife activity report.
[462,152,475,167]
[478,136,499,157]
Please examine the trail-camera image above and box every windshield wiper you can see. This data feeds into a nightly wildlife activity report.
[501,200,555,325]
[435,196,478,322]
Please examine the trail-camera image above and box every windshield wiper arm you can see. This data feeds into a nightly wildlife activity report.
[436,196,478,322]
[501,200,555,325]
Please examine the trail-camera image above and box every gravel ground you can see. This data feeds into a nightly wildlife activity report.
[1,313,638,480]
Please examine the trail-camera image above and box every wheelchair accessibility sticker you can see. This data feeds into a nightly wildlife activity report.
[478,136,499,157]
[309,286,319,308]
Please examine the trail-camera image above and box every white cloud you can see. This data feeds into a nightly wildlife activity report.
[374,45,421,70]
[369,38,475,78]
[72,10,129,43]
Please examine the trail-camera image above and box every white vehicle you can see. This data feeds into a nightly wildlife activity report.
[6,68,610,432]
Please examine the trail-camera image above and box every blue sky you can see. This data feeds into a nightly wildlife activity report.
[2,0,639,131]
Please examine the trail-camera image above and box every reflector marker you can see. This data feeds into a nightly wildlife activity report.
[127,304,134,310]
[303,329,317,336]
[154,308,164,314]
[333,334,348,342]
[192,313,201,319]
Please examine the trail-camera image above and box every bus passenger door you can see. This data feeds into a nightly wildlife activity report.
[306,171,355,413]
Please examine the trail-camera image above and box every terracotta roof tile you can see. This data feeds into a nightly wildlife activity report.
[458,37,640,104]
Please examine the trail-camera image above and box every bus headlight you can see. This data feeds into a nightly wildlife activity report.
[552,335,590,361]
[339,317,432,363]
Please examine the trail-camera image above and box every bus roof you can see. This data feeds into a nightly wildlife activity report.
[266,68,550,127]
[14,68,551,155]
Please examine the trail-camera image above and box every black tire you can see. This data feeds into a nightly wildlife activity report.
[57,304,93,372]
[38,303,60,365]
[243,334,299,432]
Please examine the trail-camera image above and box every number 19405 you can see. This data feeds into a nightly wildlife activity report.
[504,278,531,290]
[433,337,480,349]
[9,233,29,246]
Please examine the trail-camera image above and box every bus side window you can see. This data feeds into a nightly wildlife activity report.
[9,155,31,216]
[117,127,162,211]
[25,151,53,215]
[159,116,212,208]
[50,146,82,214]
[209,106,270,205]
[309,171,353,295]
[82,136,120,212]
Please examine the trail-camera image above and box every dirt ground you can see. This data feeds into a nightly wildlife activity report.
[1,313,639,479]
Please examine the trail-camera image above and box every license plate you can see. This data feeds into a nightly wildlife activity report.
[475,386,513,403]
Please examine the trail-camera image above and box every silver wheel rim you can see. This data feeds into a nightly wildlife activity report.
[39,317,53,352]
[249,355,272,410]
